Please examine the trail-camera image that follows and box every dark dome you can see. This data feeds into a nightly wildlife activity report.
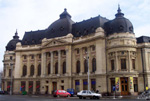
[46,8,75,38]
[104,6,134,36]
[6,31,21,51]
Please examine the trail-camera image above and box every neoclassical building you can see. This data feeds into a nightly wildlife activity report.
[2,6,150,95]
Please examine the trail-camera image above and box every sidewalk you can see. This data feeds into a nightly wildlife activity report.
[102,95,138,99]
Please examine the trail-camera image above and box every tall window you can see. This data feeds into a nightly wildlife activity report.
[29,81,33,94]
[21,81,26,92]
[36,81,40,93]
[76,60,80,73]
[75,80,80,93]
[132,59,135,69]
[31,55,34,59]
[134,78,138,92]
[22,65,27,76]
[4,69,6,77]
[111,60,115,70]
[30,65,34,76]
[83,79,87,90]
[63,62,66,74]
[121,59,126,70]
[92,58,96,72]
[55,62,58,74]
[91,79,96,91]
[111,78,115,92]
[48,63,51,75]
[84,59,88,73]
[9,69,11,77]
[37,64,41,76]
[7,82,11,92]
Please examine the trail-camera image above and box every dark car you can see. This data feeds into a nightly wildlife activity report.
[0,91,8,94]
[67,88,74,96]
[53,90,71,97]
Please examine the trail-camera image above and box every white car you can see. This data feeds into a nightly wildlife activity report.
[77,90,102,99]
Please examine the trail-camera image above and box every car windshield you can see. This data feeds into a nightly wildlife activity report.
[87,90,92,93]
[67,89,73,92]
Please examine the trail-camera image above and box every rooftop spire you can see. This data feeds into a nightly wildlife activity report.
[117,4,121,13]
[60,8,71,19]
[13,29,19,39]
[115,4,124,17]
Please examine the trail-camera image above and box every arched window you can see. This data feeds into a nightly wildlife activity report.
[30,65,34,76]
[62,62,66,74]
[37,64,41,76]
[48,63,51,75]
[84,59,88,73]
[22,65,27,76]
[76,60,80,73]
[55,62,58,74]
[92,58,96,72]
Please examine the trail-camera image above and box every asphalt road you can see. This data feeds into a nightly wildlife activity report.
[0,95,147,101]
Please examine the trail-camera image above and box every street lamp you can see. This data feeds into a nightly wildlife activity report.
[10,63,13,95]
[84,51,90,91]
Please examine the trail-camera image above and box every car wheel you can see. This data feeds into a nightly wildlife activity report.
[79,96,82,99]
[93,96,96,99]
[83,97,86,99]
[67,95,70,97]
[57,95,60,97]
[97,97,100,99]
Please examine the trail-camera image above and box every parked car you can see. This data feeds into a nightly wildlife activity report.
[0,91,8,94]
[53,90,71,97]
[67,88,74,97]
[137,89,150,100]
[77,90,102,99]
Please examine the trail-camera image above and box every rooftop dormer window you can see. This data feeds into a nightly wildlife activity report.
[129,26,133,31]
[60,26,64,31]
[51,28,55,33]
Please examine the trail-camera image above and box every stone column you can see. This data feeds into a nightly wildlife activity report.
[14,52,21,78]
[115,52,118,71]
[33,81,36,94]
[34,54,37,77]
[50,51,53,74]
[80,48,84,75]
[26,81,29,93]
[88,47,91,74]
[41,52,46,77]
[128,51,131,72]
[27,55,30,77]
[58,50,61,75]
[79,79,83,91]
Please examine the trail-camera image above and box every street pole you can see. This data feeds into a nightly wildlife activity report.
[10,63,13,95]
[87,52,90,91]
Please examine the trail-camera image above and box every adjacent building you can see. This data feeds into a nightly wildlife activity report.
[1,6,150,95]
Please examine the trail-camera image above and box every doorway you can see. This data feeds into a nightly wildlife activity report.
[45,86,48,94]
[52,82,57,92]
[121,77,128,95]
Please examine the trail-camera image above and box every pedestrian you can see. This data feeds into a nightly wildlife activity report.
[96,90,99,93]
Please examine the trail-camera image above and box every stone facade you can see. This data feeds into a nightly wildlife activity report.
[1,7,150,96]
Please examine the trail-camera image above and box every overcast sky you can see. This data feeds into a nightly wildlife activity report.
[0,0,150,72]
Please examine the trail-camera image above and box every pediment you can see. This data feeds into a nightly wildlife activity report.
[42,39,69,47]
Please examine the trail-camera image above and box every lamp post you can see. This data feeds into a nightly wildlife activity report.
[10,63,13,95]
[85,51,90,91]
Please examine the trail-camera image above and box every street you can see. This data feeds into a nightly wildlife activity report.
[0,95,147,101]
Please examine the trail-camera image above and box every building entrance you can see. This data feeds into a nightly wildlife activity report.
[121,77,128,95]
[52,82,57,91]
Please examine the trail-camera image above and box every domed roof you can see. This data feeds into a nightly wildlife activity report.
[6,30,21,51]
[46,8,75,38]
[104,5,134,36]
